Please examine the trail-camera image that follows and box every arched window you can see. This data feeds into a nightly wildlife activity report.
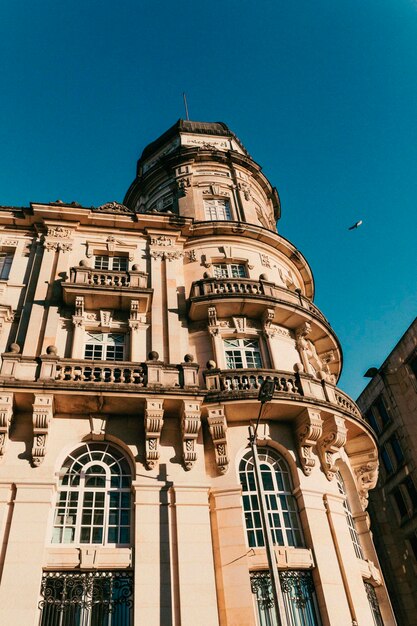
[239,448,303,548]
[336,471,364,559]
[52,442,132,545]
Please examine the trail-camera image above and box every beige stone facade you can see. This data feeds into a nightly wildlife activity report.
[357,317,417,626]
[0,119,395,625]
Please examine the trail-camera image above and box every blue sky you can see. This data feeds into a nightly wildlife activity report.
[1,0,416,398]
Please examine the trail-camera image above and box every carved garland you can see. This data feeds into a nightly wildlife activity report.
[317,415,347,480]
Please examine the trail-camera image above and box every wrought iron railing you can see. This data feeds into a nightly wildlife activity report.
[39,570,133,626]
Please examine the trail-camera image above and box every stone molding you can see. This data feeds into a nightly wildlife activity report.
[207,405,229,474]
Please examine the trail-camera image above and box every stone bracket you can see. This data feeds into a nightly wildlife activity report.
[207,405,229,474]
[295,408,323,475]
[317,414,347,480]
[32,394,54,467]
[144,399,164,469]
[0,392,13,458]
[351,449,379,510]
[181,400,202,471]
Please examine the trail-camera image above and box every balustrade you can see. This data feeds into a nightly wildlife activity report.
[55,361,146,385]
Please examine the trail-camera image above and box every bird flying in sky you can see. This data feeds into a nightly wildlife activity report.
[348,220,363,230]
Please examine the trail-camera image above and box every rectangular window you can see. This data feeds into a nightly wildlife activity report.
[204,198,232,221]
[404,476,417,511]
[224,338,262,369]
[250,570,322,626]
[408,354,417,380]
[213,263,247,278]
[392,487,408,519]
[0,251,13,280]
[84,333,125,361]
[365,409,380,435]
[94,255,128,271]
[373,396,391,427]
[39,571,133,626]
[380,447,394,476]
[389,433,405,466]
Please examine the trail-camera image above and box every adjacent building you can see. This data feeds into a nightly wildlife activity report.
[357,317,417,626]
[0,119,396,625]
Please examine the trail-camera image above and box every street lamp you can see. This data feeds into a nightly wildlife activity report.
[248,379,287,626]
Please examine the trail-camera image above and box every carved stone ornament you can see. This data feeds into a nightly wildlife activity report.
[46,226,72,239]
[150,249,183,261]
[32,394,54,467]
[93,201,134,214]
[89,414,107,440]
[317,415,347,480]
[207,405,229,474]
[144,399,164,469]
[150,235,174,247]
[260,254,271,268]
[355,462,379,509]
[262,308,276,338]
[0,393,13,458]
[177,176,191,194]
[181,400,202,470]
[295,409,323,475]
[185,249,197,262]
[44,239,73,253]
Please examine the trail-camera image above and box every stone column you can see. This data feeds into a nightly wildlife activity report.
[133,482,173,626]
[323,492,378,625]
[0,482,55,625]
[149,252,165,361]
[295,487,351,626]
[174,485,219,626]
[210,487,256,626]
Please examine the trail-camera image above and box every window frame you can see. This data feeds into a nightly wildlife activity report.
[203,197,232,221]
[212,262,248,279]
[0,250,13,280]
[239,447,304,549]
[51,442,132,547]
[336,472,364,559]
[94,255,129,272]
[223,337,263,370]
[84,332,126,362]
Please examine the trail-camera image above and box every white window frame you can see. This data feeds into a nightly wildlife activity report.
[213,263,247,279]
[336,472,364,559]
[204,198,232,221]
[240,447,304,548]
[52,443,132,546]
[224,338,263,369]
[84,332,126,361]
[94,255,128,271]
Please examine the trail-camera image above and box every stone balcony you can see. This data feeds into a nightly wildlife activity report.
[189,277,329,325]
[62,266,152,311]
[203,366,364,424]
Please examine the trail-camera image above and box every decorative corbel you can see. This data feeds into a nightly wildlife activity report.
[181,400,202,470]
[144,399,164,470]
[262,308,276,338]
[317,415,347,480]
[351,450,379,510]
[0,392,13,458]
[32,394,54,466]
[295,408,323,475]
[208,306,220,336]
[207,405,229,474]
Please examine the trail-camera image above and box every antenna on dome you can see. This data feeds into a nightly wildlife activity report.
[183,92,190,121]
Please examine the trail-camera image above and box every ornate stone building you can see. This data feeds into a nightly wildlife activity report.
[357,317,417,626]
[0,120,395,625]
